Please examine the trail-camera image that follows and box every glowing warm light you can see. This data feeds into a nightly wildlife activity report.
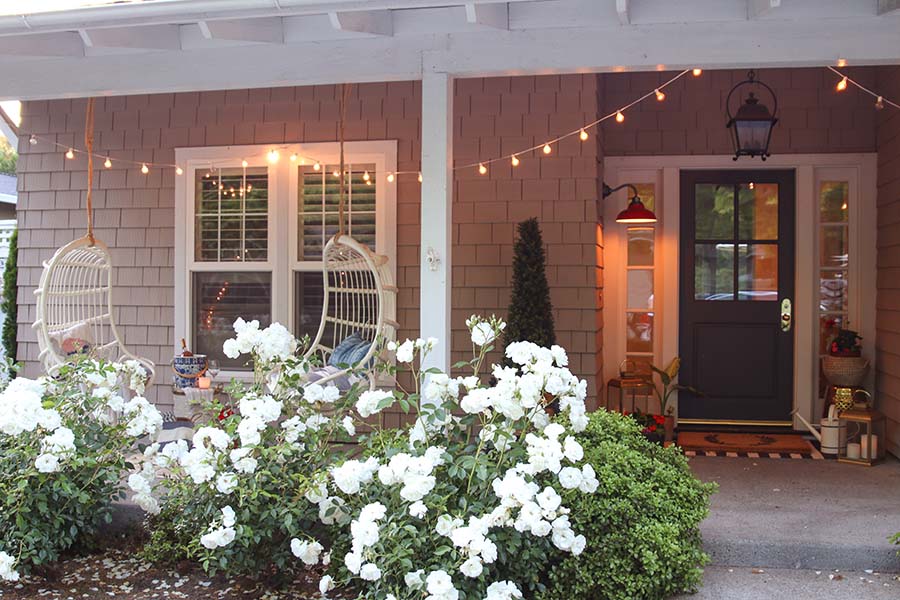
[478,163,487,175]
[289,153,298,162]
[65,148,75,159]
[615,111,625,123]
[332,169,340,177]
[313,162,321,171]
[748,182,755,190]
[655,89,666,101]
[836,77,848,92]
[542,143,552,154]
[876,96,885,110]
[841,202,848,211]
[511,154,520,167]
[28,134,37,145]
[267,149,280,163]
[104,157,112,168]
[418,172,423,183]
[837,58,848,67]
[176,166,184,175]
[241,159,249,168]
[386,172,395,182]
[363,170,370,181]
[692,68,702,77]
[141,163,149,174]
[579,129,589,141]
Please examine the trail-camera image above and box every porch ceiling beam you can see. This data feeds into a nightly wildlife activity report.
[615,0,629,25]
[748,0,780,19]
[878,0,900,15]
[328,10,394,36]
[78,25,182,50]
[0,32,84,57]
[197,18,284,43]
[0,15,899,100]
[465,2,509,29]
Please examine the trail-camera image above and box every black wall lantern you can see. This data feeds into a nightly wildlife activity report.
[726,70,778,161]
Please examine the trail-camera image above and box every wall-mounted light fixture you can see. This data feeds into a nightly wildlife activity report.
[602,182,657,224]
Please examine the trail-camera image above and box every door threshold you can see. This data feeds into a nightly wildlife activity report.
[678,418,794,431]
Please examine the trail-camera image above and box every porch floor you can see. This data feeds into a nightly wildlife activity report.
[688,455,900,573]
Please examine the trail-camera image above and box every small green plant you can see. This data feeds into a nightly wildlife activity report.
[1,228,17,374]
[504,217,556,351]
[891,532,899,559]
[539,409,716,600]
[640,356,700,416]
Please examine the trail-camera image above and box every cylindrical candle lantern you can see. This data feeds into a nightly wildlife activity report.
[861,435,878,459]
[846,442,861,460]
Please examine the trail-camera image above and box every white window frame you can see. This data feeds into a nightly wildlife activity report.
[175,141,397,381]
[603,153,877,429]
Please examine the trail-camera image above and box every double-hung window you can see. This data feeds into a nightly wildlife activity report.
[175,142,397,377]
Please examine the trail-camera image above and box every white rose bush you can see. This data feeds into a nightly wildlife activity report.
[0,358,160,582]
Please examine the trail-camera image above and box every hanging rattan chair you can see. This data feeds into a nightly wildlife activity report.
[302,234,398,389]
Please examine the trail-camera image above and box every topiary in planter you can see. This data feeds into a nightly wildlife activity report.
[539,409,716,600]
[504,218,555,351]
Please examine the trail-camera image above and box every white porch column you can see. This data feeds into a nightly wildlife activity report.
[419,71,453,372]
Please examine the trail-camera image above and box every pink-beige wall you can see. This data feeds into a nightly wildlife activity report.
[600,67,878,156]
[14,75,604,411]
[875,66,900,456]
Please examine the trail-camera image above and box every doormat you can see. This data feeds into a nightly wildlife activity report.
[678,432,823,460]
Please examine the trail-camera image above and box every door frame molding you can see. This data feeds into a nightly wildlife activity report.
[603,153,877,430]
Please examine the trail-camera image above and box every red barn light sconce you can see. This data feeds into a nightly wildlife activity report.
[726,70,779,161]
[603,182,657,224]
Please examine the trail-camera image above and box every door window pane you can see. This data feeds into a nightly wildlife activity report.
[695,243,734,300]
[738,183,778,240]
[695,184,734,240]
[738,244,778,300]
[820,226,848,269]
[627,227,654,266]
[820,271,849,313]
[195,167,268,262]
[626,312,654,353]
[193,271,272,370]
[820,181,849,223]
[626,270,654,309]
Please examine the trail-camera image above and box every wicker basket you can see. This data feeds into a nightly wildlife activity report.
[821,355,869,387]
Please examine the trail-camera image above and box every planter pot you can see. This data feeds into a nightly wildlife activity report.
[821,355,869,387]
[664,415,676,444]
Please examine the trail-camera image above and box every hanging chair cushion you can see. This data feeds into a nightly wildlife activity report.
[328,332,366,367]
[50,321,94,357]
[306,366,353,390]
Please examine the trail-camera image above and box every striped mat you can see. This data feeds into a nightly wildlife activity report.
[678,431,824,460]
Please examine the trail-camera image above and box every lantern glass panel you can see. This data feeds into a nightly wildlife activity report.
[735,120,772,153]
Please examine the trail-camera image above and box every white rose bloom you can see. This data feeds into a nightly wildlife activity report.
[356,390,394,418]
[459,556,483,578]
[216,472,239,495]
[535,487,562,513]
[0,551,19,582]
[230,447,258,474]
[405,569,425,589]
[237,417,263,447]
[344,551,363,574]
[221,506,236,527]
[485,580,523,600]
[34,453,60,473]
[133,492,160,515]
[193,426,232,451]
[470,321,496,347]
[409,500,428,518]
[360,563,382,581]
[571,534,587,556]
[127,473,152,495]
[557,466,583,490]
[395,340,415,363]
[318,496,350,526]
[223,338,241,359]
[304,480,328,504]
[318,575,335,594]
[425,570,458,600]
[200,526,235,549]
[563,436,584,462]
[290,538,324,565]
[342,416,356,436]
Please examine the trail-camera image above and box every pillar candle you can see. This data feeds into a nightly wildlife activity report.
[861,435,878,460]
[846,442,861,460]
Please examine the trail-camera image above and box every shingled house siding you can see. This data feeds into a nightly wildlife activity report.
[14,74,604,412]
[875,66,900,456]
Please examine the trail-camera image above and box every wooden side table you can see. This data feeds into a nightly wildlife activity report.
[606,377,653,414]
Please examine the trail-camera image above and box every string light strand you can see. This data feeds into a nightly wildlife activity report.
[828,66,900,110]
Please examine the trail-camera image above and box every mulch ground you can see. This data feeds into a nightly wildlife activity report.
[0,536,322,600]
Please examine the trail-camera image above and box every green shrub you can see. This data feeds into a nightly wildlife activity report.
[2,228,17,373]
[539,410,716,600]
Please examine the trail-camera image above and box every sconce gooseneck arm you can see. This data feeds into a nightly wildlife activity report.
[602,182,640,201]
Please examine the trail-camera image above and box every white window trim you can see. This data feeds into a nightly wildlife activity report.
[603,153,877,429]
[175,141,397,382]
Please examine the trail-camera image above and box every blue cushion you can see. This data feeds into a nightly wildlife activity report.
[347,338,373,366]
[328,333,364,367]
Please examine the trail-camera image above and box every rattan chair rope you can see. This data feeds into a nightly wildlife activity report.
[32,98,156,379]
[301,84,398,388]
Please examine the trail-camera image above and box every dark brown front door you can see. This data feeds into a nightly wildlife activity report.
[679,170,795,424]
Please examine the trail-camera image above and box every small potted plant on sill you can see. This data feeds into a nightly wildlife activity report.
[635,357,700,445]
[822,322,869,388]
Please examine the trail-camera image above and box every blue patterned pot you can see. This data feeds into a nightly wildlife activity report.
[172,354,208,390]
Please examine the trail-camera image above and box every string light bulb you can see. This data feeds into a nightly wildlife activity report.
[836,77,848,92]
[103,157,112,169]
[176,166,184,175]
[655,89,666,101]
[418,172,423,183]
[386,172,395,183]
[241,159,249,168]
[141,163,149,174]
[692,68,702,77]
[289,153,298,162]
[579,129,589,141]
[313,162,321,171]
[542,143,552,154]
[511,154,520,167]
[28,134,37,145]
[332,169,340,177]
[478,163,487,175]
[876,96,885,110]
[837,58,848,67]
[65,148,75,159]
[363,170,370,181]
[267,149,280,163]
[615,111,625,123]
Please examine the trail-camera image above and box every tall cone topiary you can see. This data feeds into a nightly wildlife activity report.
[2,228,17,373]
[504,217,556,351]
